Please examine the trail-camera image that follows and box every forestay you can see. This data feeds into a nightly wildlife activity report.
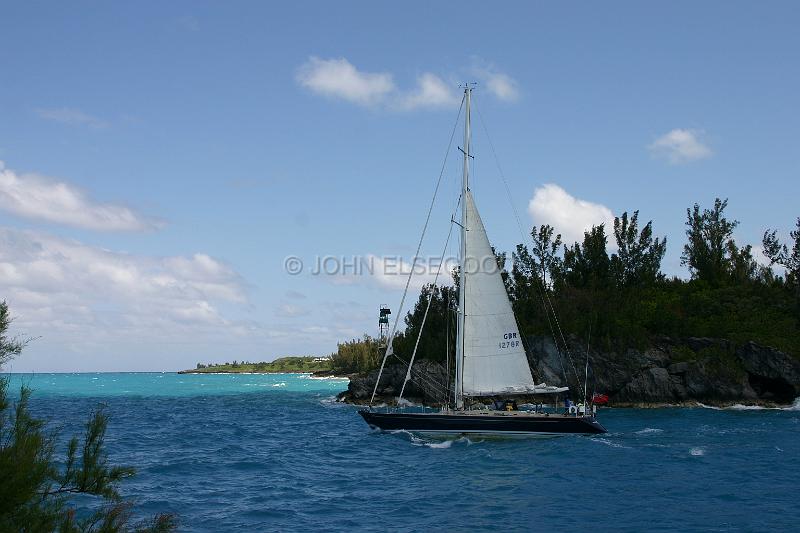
[461,190,541,396]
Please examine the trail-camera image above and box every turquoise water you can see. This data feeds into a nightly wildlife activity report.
[5,372,800,532]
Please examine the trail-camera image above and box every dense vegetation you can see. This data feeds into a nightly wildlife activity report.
[0,301,176,532]
[187,356,331,373]
[329,335,384,374]
[331,199,800,373]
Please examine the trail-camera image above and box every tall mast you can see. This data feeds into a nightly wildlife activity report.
[455,86,471,410]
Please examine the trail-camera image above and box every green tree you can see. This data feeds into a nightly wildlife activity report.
[563,224,611,289]
[0,301,26,368]
[329,201,800,373]
[727,241,760,284]
[763,217,800,298]
[330,335,382,374]
[681,198,740,286]
[0,302,176,532]
[509,244,543,331]
[492,247,510,291]
[610,211,667,287]
[391,284,456,365]
[530,224,563,288]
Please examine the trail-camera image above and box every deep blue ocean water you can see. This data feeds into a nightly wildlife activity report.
[5,372,799,532]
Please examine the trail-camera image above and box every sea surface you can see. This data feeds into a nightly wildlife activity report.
[4,372,799,532]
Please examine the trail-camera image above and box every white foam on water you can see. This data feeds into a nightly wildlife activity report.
[396,398,418,407]
[636,428,664,435]
[697,397,800,411]
[418,436,474,449]
[690,447,705,456]
[698,398,800,411]
[319,396,347,407]
[423,439,454,449]
[272,382,286,387]
[724,398,800,411]
[390,430,472,449]
[593,437,631,449]
[390,429,421,443]
[784,397,800,411]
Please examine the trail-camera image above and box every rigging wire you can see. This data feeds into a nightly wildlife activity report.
[368,94,466,407]
[584,318,593,404]
[389,351,450,402]
[445,290,450,406]
[398,194,461,403]
[474,102,585,398]
[395,195,465,406]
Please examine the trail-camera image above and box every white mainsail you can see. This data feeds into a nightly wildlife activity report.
[460,190,542,396]
[372,86,569,410]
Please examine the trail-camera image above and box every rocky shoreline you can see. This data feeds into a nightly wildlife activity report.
[338,336,800,408]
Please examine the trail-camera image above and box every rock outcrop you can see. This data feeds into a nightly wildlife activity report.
[531,336,800,406]
[343,359,448,404]
[341,336,800,407]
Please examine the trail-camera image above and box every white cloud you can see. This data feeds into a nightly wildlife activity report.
[0,162,161,231]
[296,56,516,110]
[35,107,108,129]
[317,253,456,292]
[399,73,461,110]
[471,60,520,102]
[0,227,247,340]
[362,254,457,291]
[296,57,395,107]
[285,290,307,300]
[275,303,310,318]
[648,129,712,164]
[0,230,386,370]
[484,72,519,102]
[528,183,615,245]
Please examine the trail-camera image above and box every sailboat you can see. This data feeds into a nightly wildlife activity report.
[359,87,606,436]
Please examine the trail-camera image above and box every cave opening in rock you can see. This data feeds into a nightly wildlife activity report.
[747,373,796,403]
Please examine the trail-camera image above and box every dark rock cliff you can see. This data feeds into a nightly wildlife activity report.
[340,337,800,407]
[343,359,449,405]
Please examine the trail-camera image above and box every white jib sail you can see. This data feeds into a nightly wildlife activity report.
[461,190,539,396]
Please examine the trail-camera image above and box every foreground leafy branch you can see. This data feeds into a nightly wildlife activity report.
[0,299,176,532]
[0,380,176,532]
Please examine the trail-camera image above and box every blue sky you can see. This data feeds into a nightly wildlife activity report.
[1,1,798,371]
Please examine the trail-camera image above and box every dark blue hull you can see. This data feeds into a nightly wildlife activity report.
[359,409,607,435]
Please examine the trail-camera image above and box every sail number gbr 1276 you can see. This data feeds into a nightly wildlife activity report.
[499,332,520,349]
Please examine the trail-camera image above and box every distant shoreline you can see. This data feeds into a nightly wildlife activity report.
[177,368,353,380]
[1,370,352,378]
[179,356,341,376]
